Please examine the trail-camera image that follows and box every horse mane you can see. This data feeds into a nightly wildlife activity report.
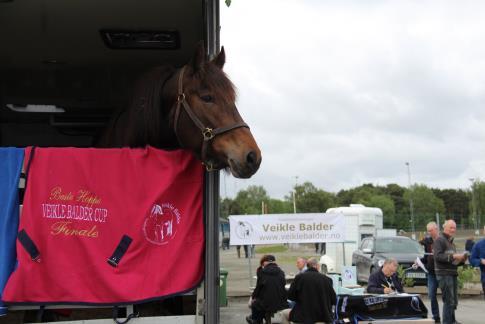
[98,62,238,149]
[122,66,177,148]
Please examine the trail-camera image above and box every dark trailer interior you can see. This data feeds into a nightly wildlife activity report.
[0,0,221,323]
[0,0,205,147]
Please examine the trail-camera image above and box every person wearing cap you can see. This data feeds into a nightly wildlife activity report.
[246,255,287,324]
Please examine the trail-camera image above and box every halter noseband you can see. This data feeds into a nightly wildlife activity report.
[173,65,249,170]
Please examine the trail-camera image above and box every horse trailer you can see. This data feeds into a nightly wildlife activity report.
[322,204,384,273]
[0,1,225,323]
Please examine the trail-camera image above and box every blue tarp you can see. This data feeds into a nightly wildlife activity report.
[0,147,24,316]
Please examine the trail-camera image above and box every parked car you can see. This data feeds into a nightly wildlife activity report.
[352,236,426,285]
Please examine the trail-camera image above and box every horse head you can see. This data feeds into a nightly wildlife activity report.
[167,43,261,178]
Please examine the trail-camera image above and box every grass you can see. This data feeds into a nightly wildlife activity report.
[255,245,288,254]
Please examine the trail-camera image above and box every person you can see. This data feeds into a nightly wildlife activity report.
[433,219,467,324]
[367,258,404,294]
[465,235,475,254]
[237,245,241,258]
[281,257,336,324]
[246,255,287,324]
[222,237,230,250]
[314,242,326,254]
[243,245,249,258]
[418,221,441,323]
[470,226,485,299]
[296,257,307,274]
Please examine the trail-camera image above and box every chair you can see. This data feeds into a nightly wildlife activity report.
[264,311,274,324]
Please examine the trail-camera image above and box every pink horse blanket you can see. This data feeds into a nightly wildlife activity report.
[3,147,204,305]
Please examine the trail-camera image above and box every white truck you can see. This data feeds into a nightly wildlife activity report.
[321,204,383,273]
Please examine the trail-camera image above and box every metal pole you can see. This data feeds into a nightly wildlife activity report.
[405,162,416,240]
[248,244,253,288]
[204,171,220,324]
[204,1,220,323]
[470,178,478,235]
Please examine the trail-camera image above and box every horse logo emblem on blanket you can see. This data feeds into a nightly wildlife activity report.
[143,203,181,245]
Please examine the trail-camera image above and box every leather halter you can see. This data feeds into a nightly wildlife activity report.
[173,65,249,170]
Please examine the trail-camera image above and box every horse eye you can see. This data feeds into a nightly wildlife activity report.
[200,95,213,103]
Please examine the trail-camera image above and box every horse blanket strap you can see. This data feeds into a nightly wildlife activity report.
[2,146,204,305]
[173,66,249,165]
[113,306,139,324]
[107,235,133,267]
[0,147,24,316]
[17,229,41,263]
[23,146,36,191]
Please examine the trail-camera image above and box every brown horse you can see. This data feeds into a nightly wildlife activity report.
[98,42,261,178]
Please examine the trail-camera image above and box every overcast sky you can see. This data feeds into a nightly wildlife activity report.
[219,0,485,199]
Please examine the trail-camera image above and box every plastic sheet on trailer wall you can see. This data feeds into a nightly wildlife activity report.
[0,147,24,316]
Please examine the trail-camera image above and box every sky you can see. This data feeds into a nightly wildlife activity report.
[219,0,485,199]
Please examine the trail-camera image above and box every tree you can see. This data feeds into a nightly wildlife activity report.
[266,198,293,214]
[359,194,396,227]
[469,180,485,231]
[384,183,407,215]
[402,184,445,231]
[232,185,269,215]
[433,188,469,226]
[286,181,336,213]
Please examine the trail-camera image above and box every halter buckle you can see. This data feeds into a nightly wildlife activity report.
[202,128,214,141]
[177,93,185,102]
[204,161,216,172]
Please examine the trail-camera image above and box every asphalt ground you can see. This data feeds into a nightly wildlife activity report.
[220,295,485,324]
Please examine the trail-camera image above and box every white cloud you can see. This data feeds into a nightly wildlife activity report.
[220,0,485,199]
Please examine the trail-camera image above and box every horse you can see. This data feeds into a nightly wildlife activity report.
[98,42,261,178]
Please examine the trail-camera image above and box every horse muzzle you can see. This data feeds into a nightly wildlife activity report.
[226,148,262,179]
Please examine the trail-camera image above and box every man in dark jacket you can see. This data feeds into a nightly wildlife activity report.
[433,219,467,324]
[282,257,336,324]
[419,221,440,323]
[367,258,404,294]
[246,255,287,324]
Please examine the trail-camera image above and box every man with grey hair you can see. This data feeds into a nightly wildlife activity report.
[296,257,307,274]
[367,258,404,294]
[281,257,336,324]
[433,219,467,324]
[419,221,441,323]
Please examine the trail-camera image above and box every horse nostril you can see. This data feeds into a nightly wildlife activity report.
[246,151,258,168]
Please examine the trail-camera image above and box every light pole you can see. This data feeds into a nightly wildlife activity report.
[469,178,478,235]
[293,176,298,214]
[405,162,416,239]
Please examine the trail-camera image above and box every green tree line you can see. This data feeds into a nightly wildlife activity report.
[220,180,485,231]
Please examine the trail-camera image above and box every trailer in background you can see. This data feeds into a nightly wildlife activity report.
[322,204,383,273]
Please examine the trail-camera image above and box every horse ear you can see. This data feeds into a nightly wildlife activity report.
[191,41,207,72]
[213,46,225,69]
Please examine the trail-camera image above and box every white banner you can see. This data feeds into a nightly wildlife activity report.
[229,213,345,245]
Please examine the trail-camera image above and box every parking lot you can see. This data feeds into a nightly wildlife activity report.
[220,244,484,323]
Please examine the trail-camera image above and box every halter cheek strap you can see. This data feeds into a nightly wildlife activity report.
[173,66,249,170]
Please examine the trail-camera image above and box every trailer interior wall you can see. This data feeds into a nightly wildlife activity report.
[0,0,204,147]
